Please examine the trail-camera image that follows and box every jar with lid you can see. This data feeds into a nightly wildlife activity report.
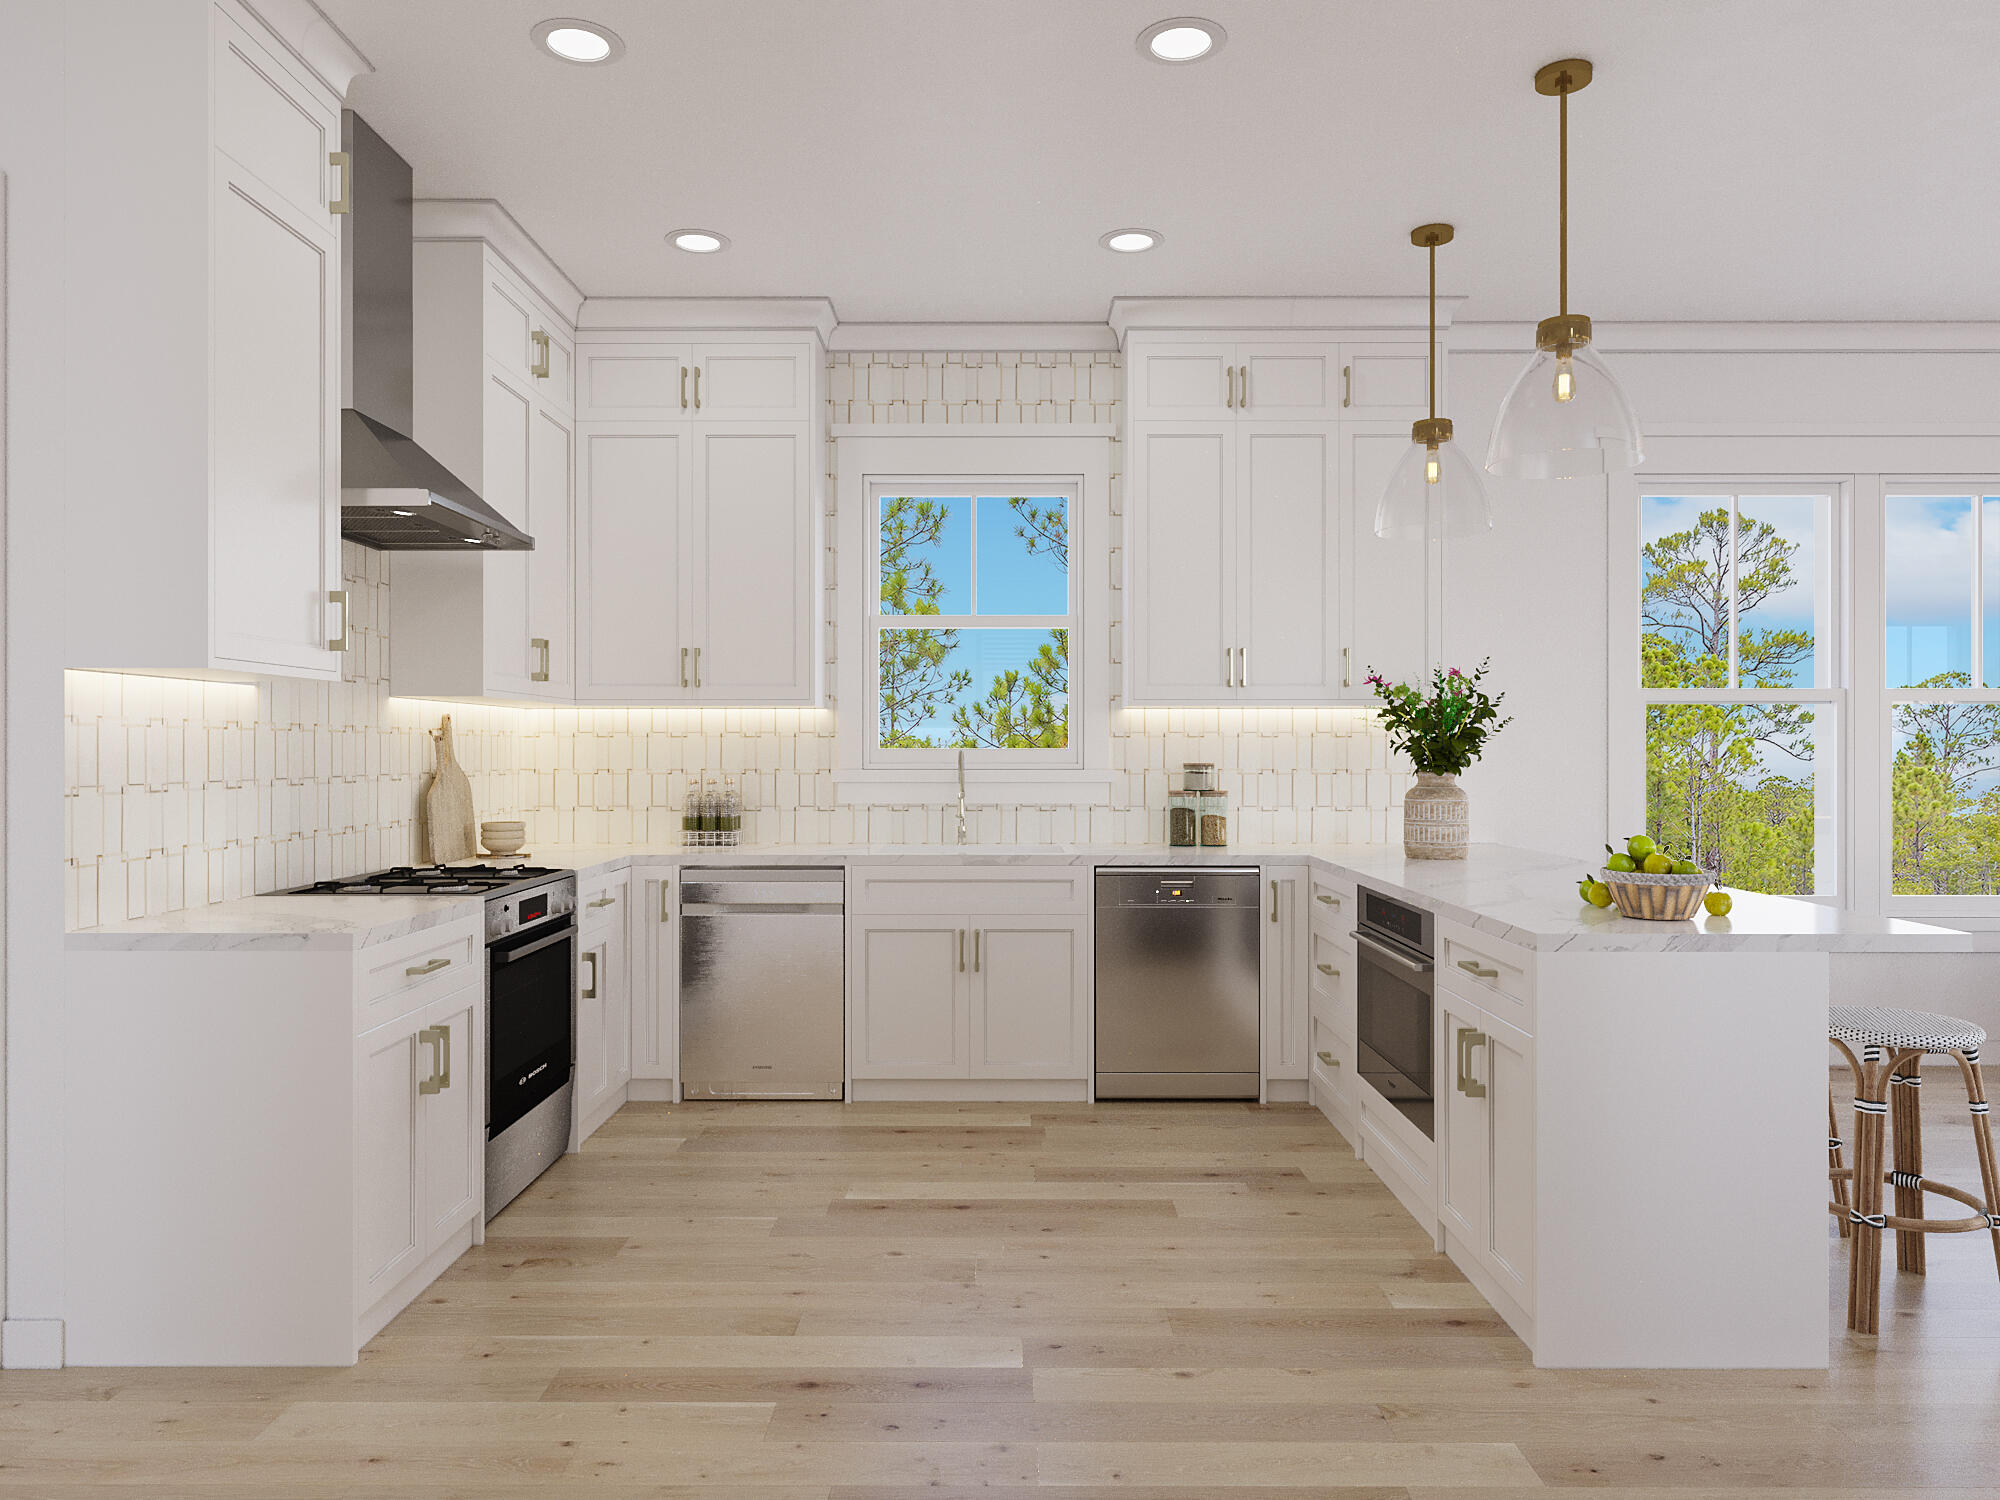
[1198,791,1230,847]
[1181,762,1216,793]
[1168,787,1200,847]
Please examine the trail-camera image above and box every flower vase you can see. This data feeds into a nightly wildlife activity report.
[1403,772,1469,860]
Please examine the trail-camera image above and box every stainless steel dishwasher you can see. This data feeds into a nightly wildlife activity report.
[1094,867,1260,1099]
[680,867,845,1100]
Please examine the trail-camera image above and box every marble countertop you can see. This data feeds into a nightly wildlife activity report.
[67,841,1996,955]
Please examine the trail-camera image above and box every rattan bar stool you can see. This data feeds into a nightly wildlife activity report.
[1828,1005,2000,1335]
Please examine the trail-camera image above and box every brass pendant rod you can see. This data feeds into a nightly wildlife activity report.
[1428,238,1437,422]
[1558,86,1568,317]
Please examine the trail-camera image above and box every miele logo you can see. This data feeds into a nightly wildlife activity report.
[519,1063,548,1085]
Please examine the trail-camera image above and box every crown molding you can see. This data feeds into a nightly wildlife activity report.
[240,0,373,97]
[1108,295,1461,344]
[412,200,587,324]
[829,322,1119,353]
[577,297,839,343]
[1449,320,2000,355]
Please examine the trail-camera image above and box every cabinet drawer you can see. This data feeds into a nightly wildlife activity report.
[1308,971,1354,1044]
[1310,1017,1354,1104]
[848,866,1090,916]
[1438,920,1535,1033]
[579,871,628,927]
[1308,925,1352,989]
[358,920,481,1033]
[1307,872,1355,936]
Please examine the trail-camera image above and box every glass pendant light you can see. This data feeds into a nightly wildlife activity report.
[1485,59,1643,480]
[1376,224,1491,539]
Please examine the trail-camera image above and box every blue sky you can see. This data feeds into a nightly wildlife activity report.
[881,495,1068,617]
[1882,495,2000,688]
[1640,494,1819,686]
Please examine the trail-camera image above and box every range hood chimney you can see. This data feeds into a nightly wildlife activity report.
[339,113,533,551]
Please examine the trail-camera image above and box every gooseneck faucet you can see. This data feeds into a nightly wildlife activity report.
[955,749,969,844]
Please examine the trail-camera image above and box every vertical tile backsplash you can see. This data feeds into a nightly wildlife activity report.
[65,355,1403,926]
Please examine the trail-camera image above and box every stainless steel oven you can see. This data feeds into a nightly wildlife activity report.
[484,873,577,1216]
[1353,885,1436,1140]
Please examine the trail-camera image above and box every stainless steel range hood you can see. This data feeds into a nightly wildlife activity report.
[339,113,533,551]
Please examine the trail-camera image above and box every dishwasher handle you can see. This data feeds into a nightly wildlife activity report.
[681,902,844,916]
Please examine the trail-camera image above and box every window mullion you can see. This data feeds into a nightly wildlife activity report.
[1728,496,1741,688]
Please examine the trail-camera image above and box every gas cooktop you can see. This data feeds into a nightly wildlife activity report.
[268,865,568,898]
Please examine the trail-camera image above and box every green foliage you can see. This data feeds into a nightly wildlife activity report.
[1890,676,2000,894]
[1364,659,1511,777]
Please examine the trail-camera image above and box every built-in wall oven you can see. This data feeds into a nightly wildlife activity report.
[1353,885,1436,1140]
[484,873,578,1216]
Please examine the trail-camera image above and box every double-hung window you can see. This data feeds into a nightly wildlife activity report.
[1883,487,2000,899]
[1637,487,1841,897]
[867,480,1078,766]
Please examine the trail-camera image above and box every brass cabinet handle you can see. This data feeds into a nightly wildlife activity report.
[681,646,689,689]
[1241,643,1250,688]
[581,950,599,1000]
[681,366,689,409]
[1270,879,1280,923]
[1341,363,1351,407]
[1226,646,1236,689]
[1342,646,1352,689]
[957,929,965,973]
[531,637,550,683]
[328,151,351,215]
[587,895,617,910]
[660,880,673,921]
[1456,1027,1489,1099]
[693,646,702,688]
[1457,958,1501,980]
[1316,962,1338,977]
[1317,1050,1341,1068]
[1225,365,1236,409]
[327,590,350,653]
[1316,893,1339,907]
[974,929,981,973]
[530,329,551,379]
[418,1024,448,1095]
[1239,364,1248,408]
[405,956,450,977]
[693,366,701,410]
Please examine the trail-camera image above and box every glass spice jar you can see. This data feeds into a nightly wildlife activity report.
[1198,791,1230,847]
[1168,788,1200,847]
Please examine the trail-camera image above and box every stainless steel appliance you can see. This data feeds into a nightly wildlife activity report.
[1353,885,1436,1139]
[680,868,845,1099]
[1094,867,1260,1099]
[270,863,579,1214]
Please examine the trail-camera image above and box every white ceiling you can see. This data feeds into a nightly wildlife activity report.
[322,0,1999,326]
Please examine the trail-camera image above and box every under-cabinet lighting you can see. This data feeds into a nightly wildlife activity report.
[531,18,625,65]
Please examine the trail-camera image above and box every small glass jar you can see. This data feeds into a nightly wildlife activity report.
[683,783,700,833]
[1168,789,1200,847]
[722,774,742,835]
[1181,762,1216,793]
[700,775,721,832]
[1198,791,1230,847]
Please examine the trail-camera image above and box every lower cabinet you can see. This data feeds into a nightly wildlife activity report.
[1261,864,1310,1093]
[631,867,679,1095]
[1436,982,1535,1319]
[356,985,482,1319]
[851,914,1090,1083]
[574,873,633,1142]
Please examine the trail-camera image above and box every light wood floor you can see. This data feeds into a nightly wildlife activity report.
[4,1080,1999,1495]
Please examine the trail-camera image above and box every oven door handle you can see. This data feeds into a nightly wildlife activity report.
[1350,928,1434,975]
[490,925,575,965]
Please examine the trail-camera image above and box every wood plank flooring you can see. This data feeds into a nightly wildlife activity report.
[3,1080,1997,1494]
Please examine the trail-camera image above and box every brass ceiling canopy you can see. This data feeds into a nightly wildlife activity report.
[1534,57,1592,95]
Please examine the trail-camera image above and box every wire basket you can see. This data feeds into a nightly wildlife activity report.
[681,828,740,848]
[1603,870,1711,920]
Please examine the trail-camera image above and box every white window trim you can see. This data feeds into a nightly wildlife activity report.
[1611,474,1850,905]
[833,432,1114,804]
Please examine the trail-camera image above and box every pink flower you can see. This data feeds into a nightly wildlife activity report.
[1447,667,1462,678]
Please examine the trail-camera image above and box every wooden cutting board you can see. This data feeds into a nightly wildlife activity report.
[424,714,476,865]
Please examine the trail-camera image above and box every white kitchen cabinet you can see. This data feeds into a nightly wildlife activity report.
[65,2,349,681]
[396,243,576,702]
[1437,985,1535,1316]
[575,874,632,1143]
[572,332,823,704]
[1260,866,1310,1092]
[631,869,679,1095]
[1336,342,1432,415]
[1122,328,1434,706]
[847,868,1091,1095]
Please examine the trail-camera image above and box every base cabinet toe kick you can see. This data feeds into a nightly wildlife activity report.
[1316,898,1834,1369]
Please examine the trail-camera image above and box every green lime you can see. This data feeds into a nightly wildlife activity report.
[1606,853,1638,873]
[1704,890,1733,917]
[1670,858,1699,875]
[1642,852,1672,874]
[1626,834,1658,861]
[1586,881,1614,908]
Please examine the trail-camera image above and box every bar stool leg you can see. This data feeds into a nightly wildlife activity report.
[1829,1093,1852,1238]
[1890,1058,1926,1274]
[1949,1045,2000,1281]
[1838,1041,1890,1335]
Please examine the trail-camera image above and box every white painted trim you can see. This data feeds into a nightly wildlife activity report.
[412,199,586,323]
[833,434,1114,801]
[1,1318,63,1370]
[1109,295,1458,342]
[239,0,373,97]
[577,296,839,342]
[1451,320,2000,355]
[833,423,1117,440]
[831,323,1118,353]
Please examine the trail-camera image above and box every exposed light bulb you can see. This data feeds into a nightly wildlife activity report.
[1425,446,1441,485]
[1552,352,1575,403]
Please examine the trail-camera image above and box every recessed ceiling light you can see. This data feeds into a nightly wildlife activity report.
[669,229,730,253]
[1100,228,1162,253]
[1138,17,1225,63]
[531,18,625,65]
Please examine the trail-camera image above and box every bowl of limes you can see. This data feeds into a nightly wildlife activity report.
[1578,836,1732,921]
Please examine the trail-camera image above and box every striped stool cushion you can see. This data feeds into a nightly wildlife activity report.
[1830,1005,1986,1053]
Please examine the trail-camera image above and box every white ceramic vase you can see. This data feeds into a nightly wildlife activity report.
[1403,772,1469,860]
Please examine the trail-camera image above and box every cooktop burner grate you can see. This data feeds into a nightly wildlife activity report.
[267,864,566,897]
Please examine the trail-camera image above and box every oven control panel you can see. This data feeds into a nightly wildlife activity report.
[485,878,577,943]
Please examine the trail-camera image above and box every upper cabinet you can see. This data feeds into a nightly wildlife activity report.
[1122,327,1435,706]
[64,2,360,681]
[393,242,577,702]
[573,331,824,704]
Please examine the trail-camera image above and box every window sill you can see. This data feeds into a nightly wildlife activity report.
[833,768,1116,806]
